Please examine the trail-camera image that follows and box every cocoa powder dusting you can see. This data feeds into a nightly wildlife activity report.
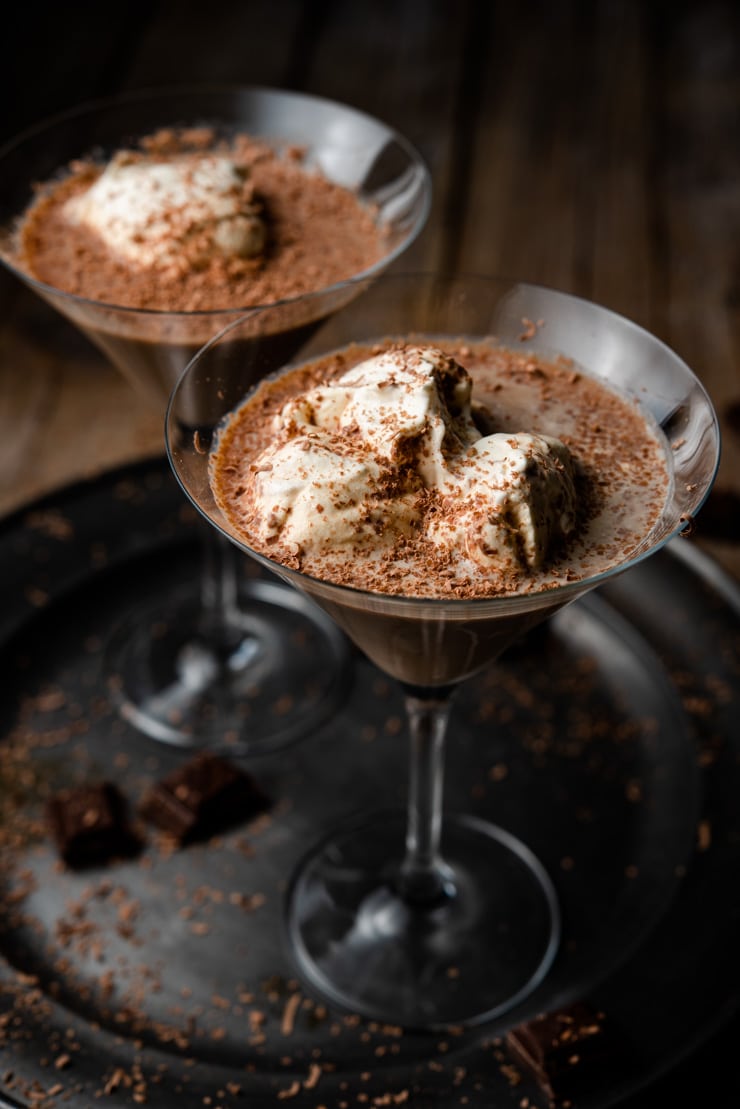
[10,129,385,312]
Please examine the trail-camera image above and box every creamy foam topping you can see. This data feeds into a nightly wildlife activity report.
[231,346,578,571]
[429,432,577,570]
[277,347,480,486]
[64,152,267,269]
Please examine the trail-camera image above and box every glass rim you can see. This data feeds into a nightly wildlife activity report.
[0,82,432,319]
[165,272,722,617]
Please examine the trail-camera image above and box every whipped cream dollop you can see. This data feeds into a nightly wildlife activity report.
[64,152,267,268]
[429,432,577,569]
[246,435,419,554]
[237,346,578,572]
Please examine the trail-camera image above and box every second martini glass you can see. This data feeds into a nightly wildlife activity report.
[0,87,431,751]
[170,272,719,1027]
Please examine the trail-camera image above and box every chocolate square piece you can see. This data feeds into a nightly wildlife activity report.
[139,752,270,843]
[505,1002,610,1107]
[47,782,140,868]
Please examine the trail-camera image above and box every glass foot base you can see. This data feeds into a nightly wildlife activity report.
[287,811,560,1028]
[105,578,351,753]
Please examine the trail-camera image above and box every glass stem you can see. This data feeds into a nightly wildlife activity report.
[398,686,456,906]
[198,524,244,649]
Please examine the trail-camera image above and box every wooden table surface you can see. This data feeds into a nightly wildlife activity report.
[1,1,738,1104]
[2,0,739,579]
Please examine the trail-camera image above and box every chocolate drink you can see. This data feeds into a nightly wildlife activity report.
[60,298,344,412]
[301,586,566,688]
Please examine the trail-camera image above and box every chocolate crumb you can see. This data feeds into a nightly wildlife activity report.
[303,1063,322,1090]
[697,819,712,851]
[276,1079,302,1100]
[139,752,270,843]
[281,992,302,1036]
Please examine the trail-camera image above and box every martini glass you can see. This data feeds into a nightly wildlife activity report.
[171,271,719,1028]
[0,87,431,751]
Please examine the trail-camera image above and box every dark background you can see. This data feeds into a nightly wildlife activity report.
[2,1,739,1105]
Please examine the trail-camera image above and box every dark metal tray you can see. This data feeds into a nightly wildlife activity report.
[0,459,738,1108]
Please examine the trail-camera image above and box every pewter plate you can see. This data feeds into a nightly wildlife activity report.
[0,460,738,1107]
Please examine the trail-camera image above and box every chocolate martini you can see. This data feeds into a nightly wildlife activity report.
[4,120,394,405]
[0,88,431,749]
[166,273,718,1027]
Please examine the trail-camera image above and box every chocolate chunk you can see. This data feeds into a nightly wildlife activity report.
[505,1002,609,1107]
[139,752,270,843]
[46,782,140,868]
